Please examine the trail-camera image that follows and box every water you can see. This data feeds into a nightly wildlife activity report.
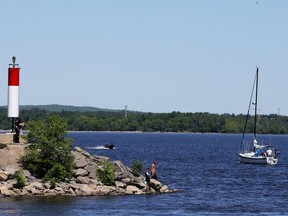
[1,132,288,215]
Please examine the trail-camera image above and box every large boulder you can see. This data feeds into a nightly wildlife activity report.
[126,176,146,189]
[75,159,88,169]
[125,185,140,195]
[76,184,94,196]
[73,150,89,168]
[0,186,15,196]
[150,179,162,191]
[30,182,45,190]
[74,168,89,177]
[76,176,90,184]
[0,171,9,181]
[160,185,169,193]
[115,181,125,188]
[85,163,98,179]
[113,160,132,179]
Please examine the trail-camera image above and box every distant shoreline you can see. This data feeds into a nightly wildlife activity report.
[67,131,230,135]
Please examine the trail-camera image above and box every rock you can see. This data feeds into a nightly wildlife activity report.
[20,188,29,196]
[0,171,9,181]
[95,186,115,195]
[27,175,37,183]
[73,150,88,168]
[0,186,15,196]
[75,159,88,169]
[85,164,98,179]
[75,184,94,195]
[43,189,53,195]
[3,167,17,177]
[76,176,90,184]
[89,179,101,186]
[88,168,97,179]
[54,187,65,195]
[113,160,132,179]
[121,178,132,184]
[135,190,145,195]
[73,147,82,152]
[82,151,91,158]
[67,188,75,195]
[0,145,175,197]
[24,184,34,193]
[85,164,97,173]
[74,168,89,177]
[126,177,146,189]
[92,155,110,164]
[160,185,169,193]
[150,179,162,191]
[30,182,45,190]
[115,187,126,195]
[12,188,22,195]
[23,170,31,177]
[43,182,51,189]
[0,144,27,170]
[148,187,156,193]
[125,185,140,194]
[30,188,43,195]
[115,181,125,188]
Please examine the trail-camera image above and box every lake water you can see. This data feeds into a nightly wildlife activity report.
[0,132,287,215]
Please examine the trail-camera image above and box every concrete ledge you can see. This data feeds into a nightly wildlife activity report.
[0,133,26,144]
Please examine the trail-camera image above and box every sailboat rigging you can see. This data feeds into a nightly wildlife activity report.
[238,67,280,165]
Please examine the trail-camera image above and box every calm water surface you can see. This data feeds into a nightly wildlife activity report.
[0,132,287,215]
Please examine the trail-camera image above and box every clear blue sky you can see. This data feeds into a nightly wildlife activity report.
[1,0,287,114]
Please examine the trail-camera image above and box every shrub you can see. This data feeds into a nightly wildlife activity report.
[0,143,7,149]
[43,163,70,182]
[21,114,74,182]
[13,170,26,188]
[130,160,142,177]
[49,178,56,189]
[96,160,116,186]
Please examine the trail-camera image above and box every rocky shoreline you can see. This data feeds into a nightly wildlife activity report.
[0,145,177,196]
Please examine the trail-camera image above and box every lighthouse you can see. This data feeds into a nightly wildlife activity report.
[8,56,20,131]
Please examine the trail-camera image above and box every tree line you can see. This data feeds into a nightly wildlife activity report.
[0,107,288,134]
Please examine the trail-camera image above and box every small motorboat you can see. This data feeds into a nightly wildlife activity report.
[104,143,114,149]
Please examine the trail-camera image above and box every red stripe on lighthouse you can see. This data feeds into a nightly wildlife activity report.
[8,68,20,86]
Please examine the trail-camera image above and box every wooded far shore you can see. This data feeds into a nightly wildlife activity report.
[0,105,287,134]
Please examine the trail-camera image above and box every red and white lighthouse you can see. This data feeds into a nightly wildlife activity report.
[8,56,20,118]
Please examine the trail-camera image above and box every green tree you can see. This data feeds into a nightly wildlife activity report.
[21,114,74,182]
[96,160,116,186]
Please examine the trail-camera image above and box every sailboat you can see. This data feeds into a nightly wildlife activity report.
[238,67,280,165]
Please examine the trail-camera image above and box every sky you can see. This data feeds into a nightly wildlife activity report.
[1,0,288,115]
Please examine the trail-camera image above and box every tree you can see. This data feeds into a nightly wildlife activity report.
[21,114,74,182]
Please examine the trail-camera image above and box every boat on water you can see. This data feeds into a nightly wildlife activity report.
[104,143,114,149]
[238,67,280,165]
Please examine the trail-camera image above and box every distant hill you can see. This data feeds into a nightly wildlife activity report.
[1,104,123,113]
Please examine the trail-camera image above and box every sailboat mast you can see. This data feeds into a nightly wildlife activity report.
[254,67,259,139]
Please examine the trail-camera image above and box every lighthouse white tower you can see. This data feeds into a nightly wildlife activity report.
[8,56,20,132]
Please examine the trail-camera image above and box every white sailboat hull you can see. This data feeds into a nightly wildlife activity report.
[239,152,278,165]
[238,68,280,165]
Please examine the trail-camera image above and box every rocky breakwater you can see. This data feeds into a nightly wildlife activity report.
[0,146,176,196]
